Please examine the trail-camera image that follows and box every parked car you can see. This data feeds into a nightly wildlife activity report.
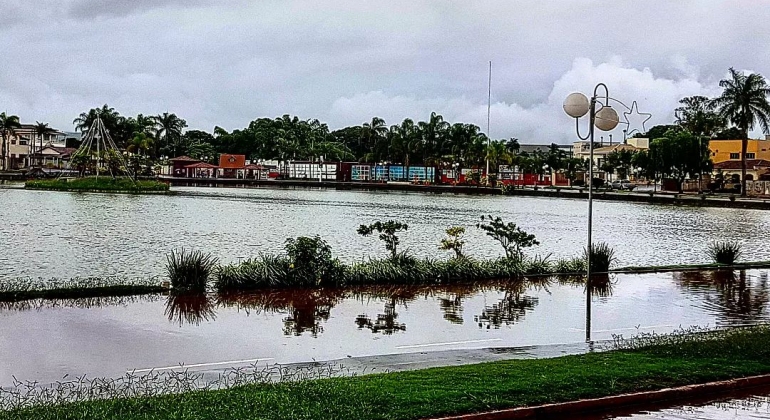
[610,179,636,191]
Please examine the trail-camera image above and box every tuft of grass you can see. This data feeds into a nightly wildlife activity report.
[166,249,218,291]
[554,257,587,274]
[585,242,616,273]
[707,241,743,265]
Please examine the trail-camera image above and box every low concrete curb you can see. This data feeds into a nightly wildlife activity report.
[429,374,770,420]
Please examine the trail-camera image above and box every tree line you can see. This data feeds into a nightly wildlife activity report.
[1,67,768,195]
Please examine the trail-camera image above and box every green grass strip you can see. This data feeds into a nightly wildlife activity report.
[25,177,169,193]
[5,326,770,420]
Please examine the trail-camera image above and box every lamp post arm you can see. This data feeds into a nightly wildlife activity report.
[593,83,610,107]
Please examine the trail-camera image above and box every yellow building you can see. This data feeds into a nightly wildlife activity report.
[709,137,770,164]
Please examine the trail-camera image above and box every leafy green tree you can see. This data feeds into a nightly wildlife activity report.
[477,215,539,260]
[711,68,770,196]
[418,112,449,165]
[439,226,466,258]
[675,96,726,138]
[650,128,707,192]
[0,112,21,171]
[357,221,409,259]
[284,236,341,285]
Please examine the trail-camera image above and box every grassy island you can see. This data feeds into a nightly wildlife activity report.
[2,325,770,419]
[25,177,169,193]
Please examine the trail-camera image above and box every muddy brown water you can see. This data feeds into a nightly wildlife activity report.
[1,270,768,387]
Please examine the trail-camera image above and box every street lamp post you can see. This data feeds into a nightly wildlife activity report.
[563,84,620,342]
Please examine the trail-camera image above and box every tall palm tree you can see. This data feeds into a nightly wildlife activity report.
[0,112,22,171]
[361,117,387,162]
[711,68,770,196]
[34,121,54,154]
[153,112,188,158]
[73,104,120,133]
[418,112,449,164]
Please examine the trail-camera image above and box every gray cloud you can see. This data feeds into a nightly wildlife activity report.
[68,0,210,20]
[1,1,770,142]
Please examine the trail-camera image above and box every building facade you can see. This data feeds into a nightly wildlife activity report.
[708,137,770,164]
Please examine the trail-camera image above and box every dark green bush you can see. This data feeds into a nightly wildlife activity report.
[166,249,218,291]
[707,241,742,265]
[585,242,616,273]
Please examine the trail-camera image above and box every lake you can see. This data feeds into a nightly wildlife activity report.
[1,186,770,279]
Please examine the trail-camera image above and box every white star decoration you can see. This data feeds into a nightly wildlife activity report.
[622,101,652,136]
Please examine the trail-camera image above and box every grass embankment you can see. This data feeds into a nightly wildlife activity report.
[3,326,770,420]
[25,177,169,193]
[0,277,166,302]
[614,260,770,274]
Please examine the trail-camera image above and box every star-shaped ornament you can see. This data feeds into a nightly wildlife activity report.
[622,101,652,136]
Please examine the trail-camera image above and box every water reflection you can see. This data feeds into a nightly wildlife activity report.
[673,270,770,325]
[0,294,162,312]
[216,289,346,337]
[165,293,216,326]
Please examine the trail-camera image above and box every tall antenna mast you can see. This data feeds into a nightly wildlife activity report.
[486,61,492,180]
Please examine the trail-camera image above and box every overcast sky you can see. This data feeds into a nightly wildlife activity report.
[2,0,769,143]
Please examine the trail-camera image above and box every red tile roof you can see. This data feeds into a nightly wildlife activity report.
[184,162,218,169]
[713,159,770,170]
[244,164,265,170]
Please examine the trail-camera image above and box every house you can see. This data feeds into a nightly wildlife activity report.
[709,137,770,165]
[184,162,218,178]
[27,145,77,169]
[712,159,770,182]
[168,156,201,177]
[218,154,246,178]
[573,138,649,180]
[3,124,67,170]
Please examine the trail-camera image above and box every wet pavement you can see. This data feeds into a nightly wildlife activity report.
[598,387,770,419]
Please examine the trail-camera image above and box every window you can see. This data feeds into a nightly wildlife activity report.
[730,153,740,159]
[746,153,756,159]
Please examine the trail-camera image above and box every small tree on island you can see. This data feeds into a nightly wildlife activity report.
[477,215,539,260]
[357,221,408,259]
[439,226,466,258]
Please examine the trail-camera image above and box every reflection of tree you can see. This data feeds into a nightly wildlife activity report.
[165,292,216,326]
[438,295,464,324]
[216,289,345,337]
[475,281,539,329]
[674,270,770,325]
[356,297,406,335]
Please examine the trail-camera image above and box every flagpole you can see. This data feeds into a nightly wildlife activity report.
[486,61,491,181]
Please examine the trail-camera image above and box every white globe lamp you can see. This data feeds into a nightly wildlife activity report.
[563,92,590,118]
[594,105,619,131]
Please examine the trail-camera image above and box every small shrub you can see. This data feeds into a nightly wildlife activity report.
[477,215,539,260]
[707,241,742,265]
[166,249,218,291]
[285,236,343,286]
[439,226,466,258]
[357,221,408,259]
[584,242,616,273]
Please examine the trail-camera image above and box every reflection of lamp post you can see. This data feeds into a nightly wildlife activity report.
[563,85,620,343]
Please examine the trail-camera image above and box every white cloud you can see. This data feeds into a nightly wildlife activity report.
[328,58,726,143]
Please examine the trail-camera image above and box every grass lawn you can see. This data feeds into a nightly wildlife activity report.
[3,326,770,420]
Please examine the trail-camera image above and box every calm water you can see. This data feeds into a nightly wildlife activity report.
[2,186,770,278]
[1,270,768,386]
